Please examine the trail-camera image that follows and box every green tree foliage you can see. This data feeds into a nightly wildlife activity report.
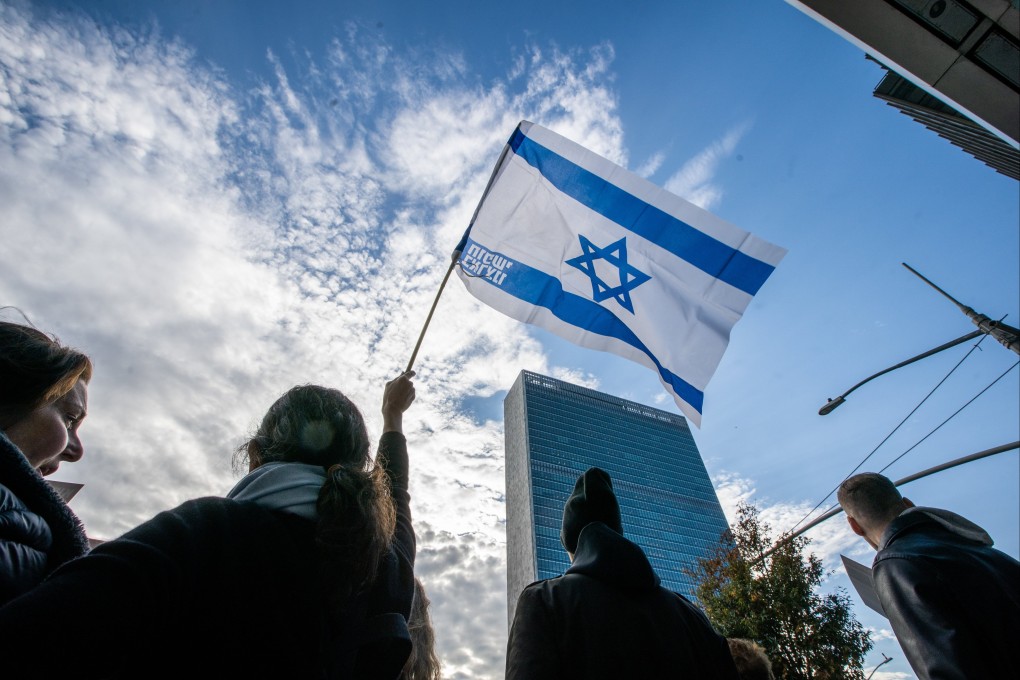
[686,502,872,680]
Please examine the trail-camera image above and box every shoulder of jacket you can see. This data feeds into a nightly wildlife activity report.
[0,481,37,522]
[0,481,52,548]
[0,481,24,512]
[177,496,297,526]
[522,577,553,590]
[873,541,934,574]
[518,577,563,596]
[128,496,273,535]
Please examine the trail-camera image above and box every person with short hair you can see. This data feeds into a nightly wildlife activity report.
[0,371,419,680]
[838,472,1019,679]
[505,467,740,680]
[0,318,92,604]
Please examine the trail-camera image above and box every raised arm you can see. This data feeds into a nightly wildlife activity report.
[373,370,418,622]
[382,370,416,435]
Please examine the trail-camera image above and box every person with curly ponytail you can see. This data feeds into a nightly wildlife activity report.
[0,371,419,680]
[400,576,443,680]
[1,317,92,605]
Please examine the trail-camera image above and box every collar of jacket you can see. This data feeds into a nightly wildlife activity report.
[566,521,660,591]
[0,431,89,562]
[226,461,324,521]
[878,505,994,552]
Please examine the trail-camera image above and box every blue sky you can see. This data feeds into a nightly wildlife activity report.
[2,1,1017,678]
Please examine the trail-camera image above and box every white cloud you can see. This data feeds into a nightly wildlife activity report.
[868,626,899,643]
[0,5,630,678]
[712,470,861,569]
[548,367,600,390]
[664,121,750,210]
[869,671,913,680]
[713,470,758,521]
[633,150,665,178]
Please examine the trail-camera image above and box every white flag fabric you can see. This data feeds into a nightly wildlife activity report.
[455,121,786,426]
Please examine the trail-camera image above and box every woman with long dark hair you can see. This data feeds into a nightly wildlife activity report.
[400,576,443,680]
[0,317,92,605]
[0,370,419,680]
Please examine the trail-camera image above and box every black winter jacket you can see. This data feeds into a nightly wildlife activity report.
[873,506,1020,680]
[506,521,739,680]
[0,431,414,680]
[0,431,88,605]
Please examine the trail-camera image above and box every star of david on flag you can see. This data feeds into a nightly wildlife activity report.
[454,121,787,426]
[566,235,649,313]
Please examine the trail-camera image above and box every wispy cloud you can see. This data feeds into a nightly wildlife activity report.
[664,122,750,210]
[633,150,665,178]
[0,5,626,677]
[713,470,860,570]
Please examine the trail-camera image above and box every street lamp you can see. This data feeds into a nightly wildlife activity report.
[866,653,893,680]
[818,329,983,415]
[819,263,1019,416]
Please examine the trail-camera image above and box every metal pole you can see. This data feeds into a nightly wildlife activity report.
[903,263,1020,355]
[753,441,1019,563]
[820,265,1020,416]
[866,654,893,680]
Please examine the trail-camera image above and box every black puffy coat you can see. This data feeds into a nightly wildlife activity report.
[0,431,415,680]
[0,431,88,605]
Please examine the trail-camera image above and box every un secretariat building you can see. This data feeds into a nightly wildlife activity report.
[504,370,730,623]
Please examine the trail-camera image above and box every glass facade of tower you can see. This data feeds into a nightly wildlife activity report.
[504,370,730,623]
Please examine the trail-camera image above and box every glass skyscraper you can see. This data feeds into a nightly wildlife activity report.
[504,370,730,623]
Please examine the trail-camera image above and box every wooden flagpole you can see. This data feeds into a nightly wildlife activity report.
[404,125,516,373]
[405,249,462,373]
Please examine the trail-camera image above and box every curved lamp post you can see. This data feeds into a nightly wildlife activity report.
[820,263,1019,416]
[865,653,893,680]
[752,440,1019,564]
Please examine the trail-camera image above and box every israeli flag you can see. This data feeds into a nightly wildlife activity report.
[455,121,786,426]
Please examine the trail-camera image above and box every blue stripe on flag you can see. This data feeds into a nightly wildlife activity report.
[508,128,774,296]
[462,238,704,414]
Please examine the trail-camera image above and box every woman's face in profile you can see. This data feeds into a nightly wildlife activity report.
[5,380,88,476]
